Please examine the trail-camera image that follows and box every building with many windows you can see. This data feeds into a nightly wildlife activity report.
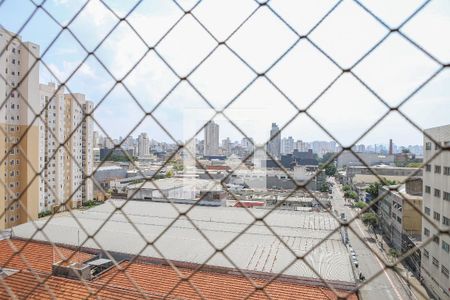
[137,132,149,157]
[204,120,219,156]
[421,124,450,300]
[268,122,281,159]
[0,26,40,229]
[38,83,94,212]
[378,178,422,252]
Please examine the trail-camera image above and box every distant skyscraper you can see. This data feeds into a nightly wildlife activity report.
[241,137,254,153]
[281,136,294,155]
[268,123,281,159]
[222,137,231,156]
[137,133,150,157]
[204,121,219,156]
[389,139,393,155]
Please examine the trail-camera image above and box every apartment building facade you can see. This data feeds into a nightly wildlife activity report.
[204,120,219,157]
[0,26,96,225]
[421,124,450,300]
[0,26,40,230]
[62,92,93,210]
[379,178,423,250]
[38,84,94,212]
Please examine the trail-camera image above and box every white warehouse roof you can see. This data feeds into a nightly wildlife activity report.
[11,200,354,284]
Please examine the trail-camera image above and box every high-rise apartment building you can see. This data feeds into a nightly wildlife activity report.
[204,120,219,156]
[0,26,40,229]
[268,123,281,159]
[421,124,450,300]
[39,84,94,212]
[281,136,294,155]
[221,137,231,157]
[138,132,150,157]
[38,83,65,213]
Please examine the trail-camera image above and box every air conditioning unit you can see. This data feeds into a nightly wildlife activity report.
[52,262,92,281]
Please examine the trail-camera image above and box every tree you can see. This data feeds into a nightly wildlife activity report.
[320,152,335,164]
[388,248,399,259]
[366,182,381,200]
[320,183,330,193]
[354,201,367,209]
[325,164,337,176]
[344,190,358,200]
[166,169,174,178]
[319,162,337,177]
[382,178,397,185]
[361,212,378,227]
[342,185,352,192]
[406,162,422,168]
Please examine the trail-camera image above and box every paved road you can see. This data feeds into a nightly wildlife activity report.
[330,179,414,300]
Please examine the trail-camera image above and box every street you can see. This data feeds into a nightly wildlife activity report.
[330,179,416,300]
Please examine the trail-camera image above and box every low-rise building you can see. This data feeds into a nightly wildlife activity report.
[337,151,395,168]
[379,178,423,251]
[127,178,225,206]
[11,199,358,289]
[0,238,357,300]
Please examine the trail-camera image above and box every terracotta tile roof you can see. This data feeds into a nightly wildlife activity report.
[0,239,94,273]
[0,271,145,300]
[0,239,358,299]
[95,262,358,300]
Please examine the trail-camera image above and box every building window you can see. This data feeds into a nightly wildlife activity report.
[435,189,441,198]
[432,257,439,267]
[424,228,430,237]
[442,266,450,278]
[442,241,450,253]
[425,186,431,194]
[434,212,441,221]
[423,249,429,259]
[444,192,450,201]
[425,142,432,150]
[433,235,440,244]
[425,207,431,215]
[444,216,450,226]
[426,164,431,172]
[444,167,450,175]
[435,165,441,174]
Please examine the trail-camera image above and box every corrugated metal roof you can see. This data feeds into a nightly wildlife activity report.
[11,200,354,284]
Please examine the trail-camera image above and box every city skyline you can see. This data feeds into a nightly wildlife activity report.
[94,128,424,156]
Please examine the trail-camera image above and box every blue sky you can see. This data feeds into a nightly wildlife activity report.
[1,0,449,147]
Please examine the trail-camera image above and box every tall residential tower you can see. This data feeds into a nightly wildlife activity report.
[38,83,94,212]
[0,26,40,229]
[204,120,219,156]
[268,123,281,159]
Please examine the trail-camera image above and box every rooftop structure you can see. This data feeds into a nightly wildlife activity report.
[126,178,225,205]
[10,200,356,288]
[0,239,357,299]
